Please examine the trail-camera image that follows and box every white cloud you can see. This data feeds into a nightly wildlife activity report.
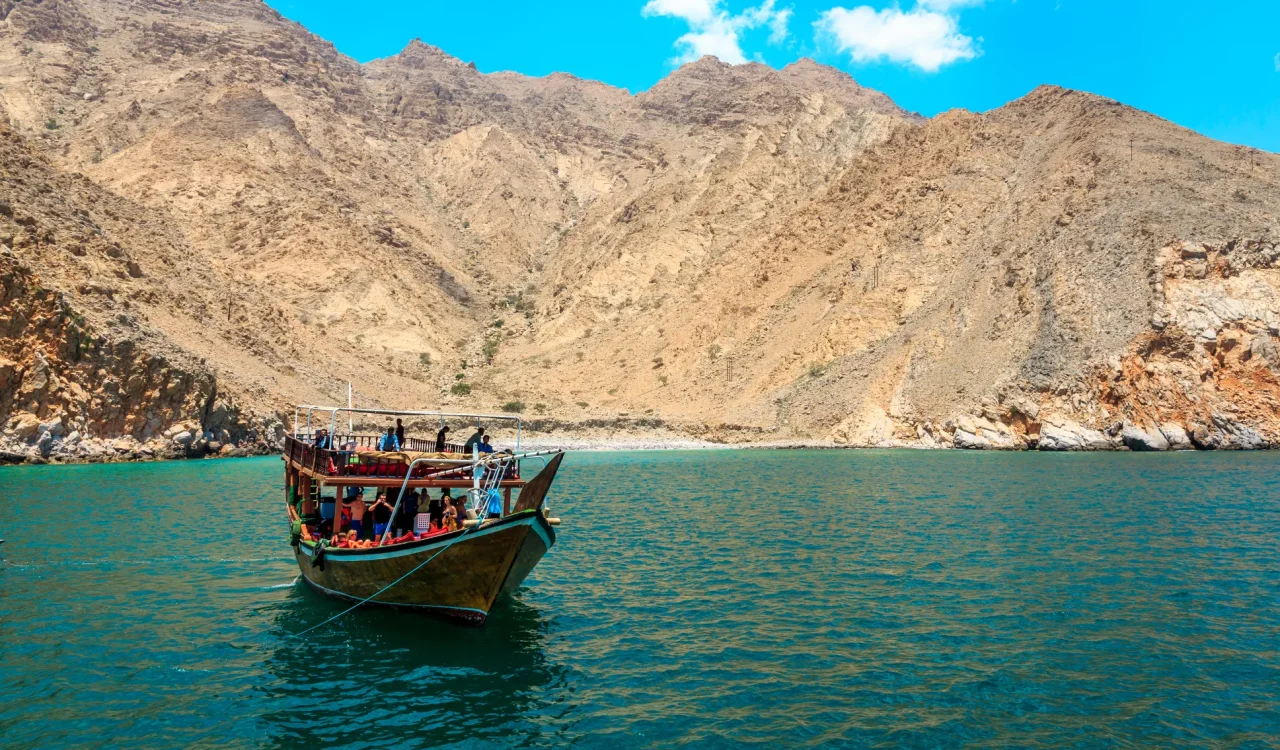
[816,4,977,72]
[643,0,792,65]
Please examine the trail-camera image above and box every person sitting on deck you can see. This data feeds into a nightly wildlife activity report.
[313,428,332,449]
[340,488,367,538]
[463,427,486,453]
[478,435,495,455]
[369,490,394,538]
[377,427,400,452]
[435,424,451,452]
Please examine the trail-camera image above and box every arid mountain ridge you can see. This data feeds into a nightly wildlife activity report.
[0,0,1277,461]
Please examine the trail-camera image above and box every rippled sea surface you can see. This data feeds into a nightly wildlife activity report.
[2,450,1280,748]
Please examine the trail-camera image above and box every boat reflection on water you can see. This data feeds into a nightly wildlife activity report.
[260,581,573,748]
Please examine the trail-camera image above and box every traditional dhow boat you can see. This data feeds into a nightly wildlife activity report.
[282,406,564,625]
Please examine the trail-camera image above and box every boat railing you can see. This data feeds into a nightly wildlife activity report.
[284,436,519,481]
[316,433,470,455]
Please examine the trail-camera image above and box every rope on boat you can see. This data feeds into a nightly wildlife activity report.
[288,520,487,640]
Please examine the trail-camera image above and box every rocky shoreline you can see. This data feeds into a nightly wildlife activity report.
[4,419,1272,467]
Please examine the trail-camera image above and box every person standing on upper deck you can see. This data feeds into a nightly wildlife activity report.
[395,418,405,449]
[435,424,451,452]
[463,427,486,453]
[377,427,400,451]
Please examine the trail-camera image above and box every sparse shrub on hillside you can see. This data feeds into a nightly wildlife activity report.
[419,352,430,366]
[708,344,721,360]
[482,337,500,364]
[455,372,466,380]
[45,120,59,130]
[502,400,525,413]
[491,319,504,328]
[658,375,669,386]
[534,403,547,414]
[576,401,588,408]
[450,382,472,395]
[808,363,826,378]
[462,220,470,229]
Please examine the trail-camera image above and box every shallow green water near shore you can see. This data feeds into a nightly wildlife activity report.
[2,450,1279,748]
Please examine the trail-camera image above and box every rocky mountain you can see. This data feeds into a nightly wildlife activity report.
[0,0,1277,461]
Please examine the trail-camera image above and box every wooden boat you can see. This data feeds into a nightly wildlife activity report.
[282,406,564,625]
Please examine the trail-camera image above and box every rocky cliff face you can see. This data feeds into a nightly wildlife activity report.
[0,0,1276,458]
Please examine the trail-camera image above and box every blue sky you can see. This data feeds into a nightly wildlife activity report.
[265,0,1280,152]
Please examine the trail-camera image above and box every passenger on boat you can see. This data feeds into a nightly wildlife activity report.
[377,427,400,451]
[313,428,332,449]
[454,494,473,527]
[442,499,458,531]
[426,491,444,529]
[395,418,405,447]
[463,427,486,452]
[435,424,451,452]
[478,435,495,454]
[340,488,366,538]
[370,490,394,537]
[396,489,420,536]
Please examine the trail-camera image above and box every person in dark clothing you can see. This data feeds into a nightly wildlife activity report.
[395,418,405,448]
[427,491,445,529]
[435,425,451,452]
[313,428,332,449]
[396,489,419,536]
[370,491,394,538]
[463,427,486,453]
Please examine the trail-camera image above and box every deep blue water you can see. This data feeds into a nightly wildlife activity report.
[1,450,1279,748]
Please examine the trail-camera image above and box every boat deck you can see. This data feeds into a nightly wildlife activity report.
[284,435,527,488]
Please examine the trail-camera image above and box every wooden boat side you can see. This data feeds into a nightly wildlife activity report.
[294,511,555,623]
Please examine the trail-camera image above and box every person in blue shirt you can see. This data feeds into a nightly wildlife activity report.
[377,427,400,451]
[463,427,486,453]
[485,488,503,519]
[478,435,495,454]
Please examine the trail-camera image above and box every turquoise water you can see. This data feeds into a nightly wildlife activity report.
[1,450,1279,748]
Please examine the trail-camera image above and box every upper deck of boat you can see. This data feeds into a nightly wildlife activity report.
[284,434,528,489]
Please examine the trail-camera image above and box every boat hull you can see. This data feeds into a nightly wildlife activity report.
[294,510,555,624]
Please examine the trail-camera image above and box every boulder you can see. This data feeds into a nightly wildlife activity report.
[6,412,41,442]
[172,430,194,447]
[953,430,991,450]
[1190,415,1270,450]
[1037,420,1116,451]
[1160,423,1194,451]
[1122,423,1170,452]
